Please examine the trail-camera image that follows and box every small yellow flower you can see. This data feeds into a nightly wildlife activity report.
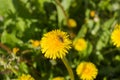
[67,18,77,28]
[52,77,65,80]
[73,38,87,51]
[19,74,35,80]
[90,10,95,17]
[41,30,72,59]
[111,24,120,47]
[76,62,98,80]
[13,47,19,54]
[29,39,40,47]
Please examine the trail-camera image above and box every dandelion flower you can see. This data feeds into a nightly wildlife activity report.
[19,74,35,80]
[111,24,120,47]
[41,30,72,59]
[67,18,77,28]
[90,10,95,17]
[76,62,98,80]
[73,38,87,51]
[12,47,19,54]
[29,39,40,47]
[52,77,65,80]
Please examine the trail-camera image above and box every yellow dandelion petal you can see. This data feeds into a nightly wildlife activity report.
[73,38,87,51]
[13,47,19,54]
[41,30,72,59]
[19,74,35,80]
[111,24,120,47]
[76,62,98,80]
[67,18,77,28]
[52,77,65,80]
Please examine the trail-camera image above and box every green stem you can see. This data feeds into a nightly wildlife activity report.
[61,57,74,80]
[9,66,18,76]
[103,48,118,55]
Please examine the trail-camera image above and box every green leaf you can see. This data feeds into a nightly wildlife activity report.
[98,0,110,10]
[102,17,115,30]
[1,30,23,46]
[0,0,15,16]
[96,31,110,50]
[81,41,93,58]
[96,18,115,50]
[91,23,100,35]
[61,0,72,10]
[19,62,28,73]
[76,24,87,38]
[56,4,65,28]
[16,18,26,32]
[55,0,72,28]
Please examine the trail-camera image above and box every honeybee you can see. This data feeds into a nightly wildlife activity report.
[57,35,64,42]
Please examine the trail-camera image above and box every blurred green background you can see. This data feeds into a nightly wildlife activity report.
[0,0,120,80]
